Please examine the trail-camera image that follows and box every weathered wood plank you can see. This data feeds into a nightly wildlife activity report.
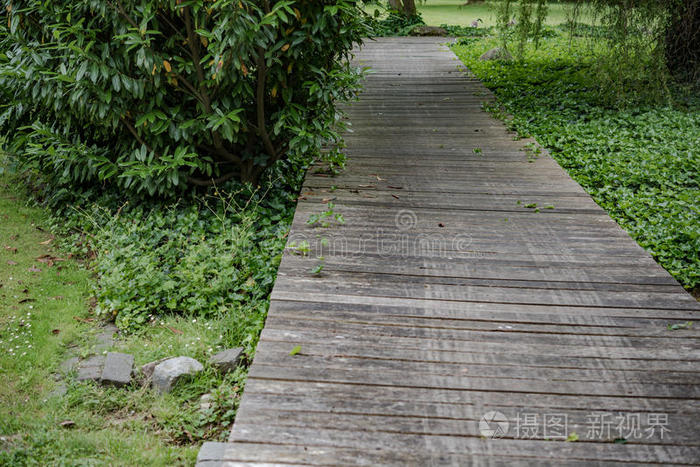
[198,37,700,466]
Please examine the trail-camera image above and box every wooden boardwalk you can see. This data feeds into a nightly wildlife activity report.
[198,38,700,465]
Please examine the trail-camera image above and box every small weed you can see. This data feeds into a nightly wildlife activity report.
[307,203,345,228]
[667,321,693,331]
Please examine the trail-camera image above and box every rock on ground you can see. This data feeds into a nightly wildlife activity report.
[479,47,513,61]
[140,357,171,381]
[151,356,203,393]
[200,393,213,411]
[209,347,244,373]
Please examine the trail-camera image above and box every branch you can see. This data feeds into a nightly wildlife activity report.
[255,47,280,159]
[183,7,211,112]
[120,117,153,152]
[183,6,228,151]
[110,0,140,30]
[196,143,241,164]
[187,171,238,186]
[172,71,205,103]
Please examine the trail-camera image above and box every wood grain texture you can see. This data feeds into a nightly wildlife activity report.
[197,37,700,466]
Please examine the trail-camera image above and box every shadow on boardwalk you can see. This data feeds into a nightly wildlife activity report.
[197,37,700,466]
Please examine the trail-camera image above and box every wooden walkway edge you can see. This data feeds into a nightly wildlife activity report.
[197,37,700,466]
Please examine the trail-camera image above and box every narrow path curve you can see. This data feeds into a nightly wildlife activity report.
[197,37,700,466]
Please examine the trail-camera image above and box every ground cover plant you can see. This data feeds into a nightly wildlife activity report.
[452,30,700,293]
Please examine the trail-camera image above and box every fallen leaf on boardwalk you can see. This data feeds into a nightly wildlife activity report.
[51,329,61,335]
[6,260,17,266]
[321,197,336,203]
[392,194,400,199]
[358,184,375,188]
[166,326,183,335]
[28,266,42,273]
[3,245,17,253]
[59,420,75,428]
[312,173,329,177]
[289,345,302,356]
[387,185,403,189]
[438,223,445,227]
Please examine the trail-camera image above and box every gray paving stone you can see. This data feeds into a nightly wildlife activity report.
[95,324,118,351]
[59,356,79,374]
[76,355,105,382]
[101,352,133,387]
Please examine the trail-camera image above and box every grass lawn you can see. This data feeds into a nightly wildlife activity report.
[452,34,700,294]
[365,1,588,27]
[0,174,198,465]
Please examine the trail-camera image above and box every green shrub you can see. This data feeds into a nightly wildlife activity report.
[442,24,493,39]
[0,0,368,195]
[371,11,425,36]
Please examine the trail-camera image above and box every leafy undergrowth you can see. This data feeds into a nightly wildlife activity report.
[0,157,303,464]
[452,35,699,293]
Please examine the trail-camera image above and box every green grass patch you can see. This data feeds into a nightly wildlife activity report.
[452,34,699,292]
[0,174,194,465]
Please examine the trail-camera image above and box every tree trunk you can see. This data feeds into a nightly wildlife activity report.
[387,0,403,11]
[665,0,700,81]
[402,0,417,16]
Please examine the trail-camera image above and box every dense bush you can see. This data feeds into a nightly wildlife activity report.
[0,0,367,195]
